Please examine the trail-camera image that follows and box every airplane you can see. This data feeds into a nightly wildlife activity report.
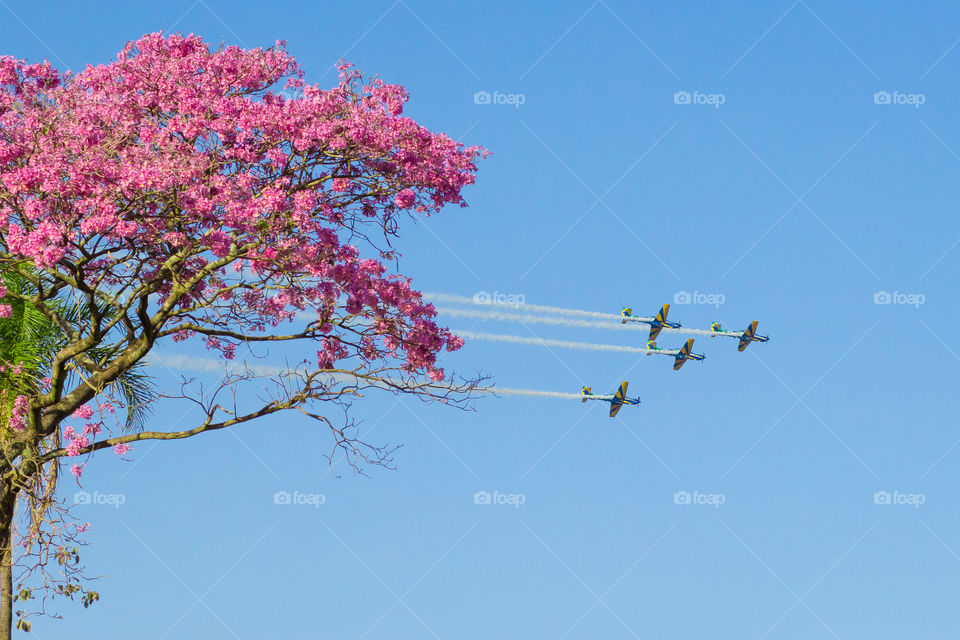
[709,321,770,352]
[621,303,681,341]
[645,338,706,370]
[581,381,641,418]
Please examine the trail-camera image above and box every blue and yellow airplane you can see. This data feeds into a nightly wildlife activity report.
[645,338,706,370]
[581,381,641,418]
[621,303,681,341]
[709,321,770,352]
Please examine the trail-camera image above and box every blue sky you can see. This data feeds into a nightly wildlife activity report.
[4,1,960,638]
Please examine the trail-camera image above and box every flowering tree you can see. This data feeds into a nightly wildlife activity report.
[0,32,485,635]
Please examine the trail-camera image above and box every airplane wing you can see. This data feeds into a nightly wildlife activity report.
[609,400,624,417]
[738,321,758,352]
[608,381,628,417]
[673,339,693,370]
[648,324,663,341]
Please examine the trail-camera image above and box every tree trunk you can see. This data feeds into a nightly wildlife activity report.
[0,485,16,640]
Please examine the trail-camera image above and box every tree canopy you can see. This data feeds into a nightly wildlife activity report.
[0,32,485,632]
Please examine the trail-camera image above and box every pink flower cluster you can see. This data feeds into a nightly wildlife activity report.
[65,434,89,457]
[8,395,28,431]
[71,405,94,419]
[0,282,9,318]
[0,33,483,393]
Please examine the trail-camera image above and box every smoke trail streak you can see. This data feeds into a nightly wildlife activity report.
[424,293,621,320]
[292,296,728,339]
[436,307,643,332]
[149,354,597,400]
[454,330,654,354]
[427,294,736,338]
[483,387,611,400]
[151,353,289,377]
[436,307,723,338]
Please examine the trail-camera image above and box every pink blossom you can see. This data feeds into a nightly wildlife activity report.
[8,395,28,431]
[394,188,415,209]
[72,405,94,419]
[65,435,89,457]
[0,32,484,464]
[114,443,131,456]
[82,423,101,436]
[70,464,82,478]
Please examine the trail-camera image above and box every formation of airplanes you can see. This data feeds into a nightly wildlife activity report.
[582,303,770,417]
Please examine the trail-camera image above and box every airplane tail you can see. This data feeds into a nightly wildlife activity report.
[614,381,628,402]
[581,386,592,402]
[621,307,632,324]
[646,340,657,355]
[655,303,670,324]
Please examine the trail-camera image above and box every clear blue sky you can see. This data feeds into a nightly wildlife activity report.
[5,1,960,638]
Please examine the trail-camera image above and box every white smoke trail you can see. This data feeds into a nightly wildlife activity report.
[454,330,654,354]
[427,295,735,338]
[667,327,719,337]
[436,306,725,338]
[436,307,644,332]
[293,295,729,338]
[483,387,611,400]
[150,353,289,377]
[424,293,623,320]
[149,354,599,401]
